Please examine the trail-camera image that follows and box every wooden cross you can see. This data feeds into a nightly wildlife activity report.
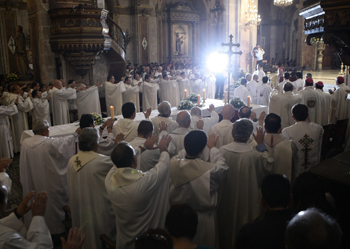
[220,34,242,102]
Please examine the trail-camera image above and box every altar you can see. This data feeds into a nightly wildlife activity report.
[20,99,267,142]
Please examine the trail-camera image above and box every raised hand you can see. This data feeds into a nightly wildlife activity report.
[258,111,267,126]
[253,127,265,145]
[158,121,168,133]
[61,228,86,249]
[207,134,218,149]
[31,192,48,217]
[0,158,12,172]
[250,111,257,121]
[143,108,152,119]
[144,135,159,150]
[158,134,172,153]
[17,191,35,216]
[114,133,125,145]
[196,119,204,130]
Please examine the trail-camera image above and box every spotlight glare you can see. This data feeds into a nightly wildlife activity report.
[207,53,228,73]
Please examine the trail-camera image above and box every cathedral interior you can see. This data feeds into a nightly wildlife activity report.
[1,0,349,88]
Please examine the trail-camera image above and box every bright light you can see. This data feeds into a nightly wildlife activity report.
[207,53,228,73]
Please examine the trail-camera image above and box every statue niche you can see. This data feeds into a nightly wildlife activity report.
[174,25,187,56]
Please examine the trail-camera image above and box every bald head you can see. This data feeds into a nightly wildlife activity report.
[222,104,235,120]
[53,79,62,89]
[238,106,251,119]
[190,107,201,117]
[176,111,191,128]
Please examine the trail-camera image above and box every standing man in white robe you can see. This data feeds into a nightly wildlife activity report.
[203,71,216,99]
[256,76,272,106]
[262,113,297,181]
[253,64,266,84]
[190,105,219,134]
[76,82,103,120]
[31,89,51,125]
[20,119,78,237]
[299,78,319,123]
[192,73,205,95]
[177,72,189,100]
[105,74,126,116]
[329,76,350,123]
[269,82,302,130]
[105,135,172,249]
[159,73,180,107]
[123,76,141,112]
[140,75,159,110]
[169,131,228,248]
[234,79,250,102]
[151,101,178,136]
[315,81,332,126]
[0,104,18,159]
[282,104,324,179]
[217,119,274,249]
[270,67,284,88]
[247,74,259,104]
[6,84,33,153]
[67,128,116,249]
[294,72,304,91]
[113,102,150,142]
[208,104,235,148]
[132,73,143,86]
[51,79,78,125]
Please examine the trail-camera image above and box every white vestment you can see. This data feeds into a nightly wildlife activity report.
[112,118,139,142]
[32,98,50,125]
[105,81,126,116]
[208,119,234,148]
[0,213,53,248]
[151,116,178,136]
[217,142,274,249]
[247,80,259,104]
[205,73,216,99]
[190,111,219,134]
[140,149,161,172]
[269,91,302,130]
[263,133,296,181]
[294,78,304,90]
[282,121,323,178]
[0,104,18,158]
[234,85,250,102]
[159,79,180,107]
[192,79,205,95]
[67,151,116,249]
[105,152,171,249]
[76,86,101,120]
[315,89,332,126]
[299,86,320,123]
[140,82,159,110]
[20,134,76,234]
[123,84,140,112]
[96,132,116,156]
[256,84,272,106]
[177,78,190,100]
[51,87,76,125]
[253,69,265,84]
[6,93,33,153]
[129,137,146,170]
[331,83,350,123]
[169,149,228,248]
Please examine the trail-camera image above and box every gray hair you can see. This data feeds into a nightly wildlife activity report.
[33,119,49,135]
[190,107,201,117]
[78,128,100,151]
[158,101,171,117]
[232,119,253,143]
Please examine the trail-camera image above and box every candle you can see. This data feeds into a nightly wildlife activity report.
[184,89,188,99]
[197,94,201,105]
[224,91,227,104]
[203,89,206,100]
[110,106,114,119]
[247,96,251,107]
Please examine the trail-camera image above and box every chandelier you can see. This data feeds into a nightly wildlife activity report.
[274,0,293,8]
[245,0,261,25]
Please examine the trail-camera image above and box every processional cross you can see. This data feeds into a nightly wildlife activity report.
[220,34,242,102]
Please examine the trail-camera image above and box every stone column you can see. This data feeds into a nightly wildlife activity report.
[28,0,56,83]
